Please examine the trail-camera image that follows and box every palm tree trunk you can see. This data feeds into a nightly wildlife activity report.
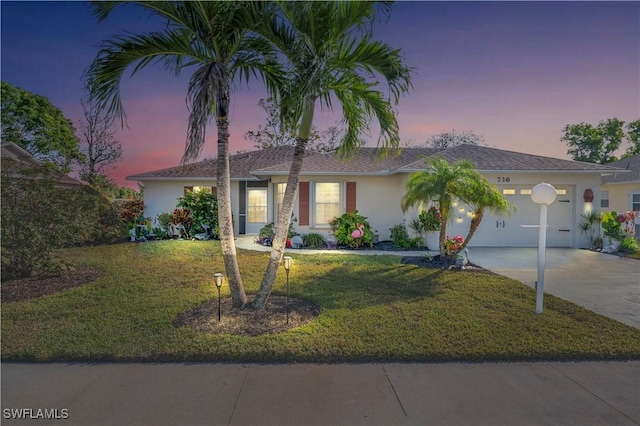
[253,98,315,310]
[462,210,483,250]
[217,118,247,309]
[439,198,451,257]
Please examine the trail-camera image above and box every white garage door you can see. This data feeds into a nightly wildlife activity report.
[447,185,573,247]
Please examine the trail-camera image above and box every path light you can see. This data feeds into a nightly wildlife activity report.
[531,183,557,314]
[214,272,223,321]
[283,256,293,324]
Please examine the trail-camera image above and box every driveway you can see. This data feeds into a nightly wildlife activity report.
[468,248,640,329]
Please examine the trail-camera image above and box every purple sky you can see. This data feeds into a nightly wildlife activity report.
[2,1,638,188]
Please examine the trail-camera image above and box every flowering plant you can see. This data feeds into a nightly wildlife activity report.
[444,235,464,256]
[419,207,441,231]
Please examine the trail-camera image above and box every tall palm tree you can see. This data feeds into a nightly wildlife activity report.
[401,158,482,257]
[457,178,513,249]
[251,1,412,310]
[86,1,282,308]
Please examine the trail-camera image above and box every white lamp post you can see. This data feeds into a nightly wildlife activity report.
[530,183,557,314]
[283,256,293,324]
[214,272,223,321]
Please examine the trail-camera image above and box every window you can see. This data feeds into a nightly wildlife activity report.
[247,189,267,223]
[184,186,213,195]
[275,183,287,218]
[502,189,515,195]
[632,192,640,212]
[556,189,567,195]
[520,189,532,195]
[601,190,609,208]
[314,182,340,226]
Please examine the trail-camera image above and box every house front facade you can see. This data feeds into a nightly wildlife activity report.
[601,154,640,215]
[127,144,623,248]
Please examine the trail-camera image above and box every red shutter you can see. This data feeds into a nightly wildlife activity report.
[298,182,310,226]
[346,182,357,212]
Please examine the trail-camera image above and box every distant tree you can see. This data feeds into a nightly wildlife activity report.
[77,95,123,186]
[623,119,640,158]
[243,98,353,153]
[422,130,486,149]
[562,118,625,164]
[1,81,83,173]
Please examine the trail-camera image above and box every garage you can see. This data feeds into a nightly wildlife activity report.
[447,185,573,247]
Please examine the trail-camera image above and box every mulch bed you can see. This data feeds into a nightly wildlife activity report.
[401,255,486,271]
[1,266,103,303]
[173,295,321,336]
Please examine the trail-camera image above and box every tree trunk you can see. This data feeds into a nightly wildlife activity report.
[253,97,315,310]
[462,209,483,250]
[439,198,451,257]
[217,118,247,309]
[252,137,307,310]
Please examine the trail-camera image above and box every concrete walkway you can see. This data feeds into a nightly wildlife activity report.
[2,361,639,425]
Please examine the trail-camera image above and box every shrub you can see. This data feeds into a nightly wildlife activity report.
[172,208,193,237]
[619,236,639,254]
[259,222,275,238]
[156,212,174,233]
[177,190,218,236]
[602,211,625,242]
[117,199,145,225]
[1,160,124,279]
[302,233,325,248]
[389,222,421,249]
[329,210,373,248]
[579,210,602,249]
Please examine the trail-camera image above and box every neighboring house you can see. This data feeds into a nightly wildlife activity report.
[601,154,640,214]
[1,141,85,187]
[127,144,624,248]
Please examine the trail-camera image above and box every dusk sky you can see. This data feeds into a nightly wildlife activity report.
[2,1,638,189]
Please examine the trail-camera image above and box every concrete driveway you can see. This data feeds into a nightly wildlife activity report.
[468,248,640,329]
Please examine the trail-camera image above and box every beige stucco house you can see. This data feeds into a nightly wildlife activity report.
[127,144,623,248]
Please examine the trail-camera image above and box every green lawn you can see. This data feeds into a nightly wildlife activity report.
[2,240,639,362]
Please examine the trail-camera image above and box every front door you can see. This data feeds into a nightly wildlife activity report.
[246,188,268,234]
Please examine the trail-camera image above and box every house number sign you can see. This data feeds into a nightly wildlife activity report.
[497,176,511,183]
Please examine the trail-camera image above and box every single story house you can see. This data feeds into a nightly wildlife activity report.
[1,141,85,187]
[127,144,624,248]
[601,153,640,214]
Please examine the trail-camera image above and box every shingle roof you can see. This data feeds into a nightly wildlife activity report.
[128,144,624,181]
[601,154,640,184]
[400,144,623,173]
[252,147,441,175]
[127,146,298,180]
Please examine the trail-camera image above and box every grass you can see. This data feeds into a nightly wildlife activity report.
[2,240,640,363]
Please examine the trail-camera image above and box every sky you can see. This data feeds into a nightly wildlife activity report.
[1,1,639,189]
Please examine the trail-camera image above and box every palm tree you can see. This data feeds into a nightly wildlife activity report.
[251,1,412,310]
[401,157,482,257]
[86,1,282,308]
[458,178,513,249]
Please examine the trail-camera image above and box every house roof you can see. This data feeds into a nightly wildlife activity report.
[601,154,640,185]
[127,143,625,181]
[1,142,86,187]
[127,146,299,181]
[399,144,624,173]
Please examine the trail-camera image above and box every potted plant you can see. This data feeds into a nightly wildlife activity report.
[420,207,441,251]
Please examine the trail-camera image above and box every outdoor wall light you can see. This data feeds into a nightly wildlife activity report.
[283,256,293,324]
[583,188,594,203]
[456,216,464,223]
[530,183,557,314]
[214,272,223,321]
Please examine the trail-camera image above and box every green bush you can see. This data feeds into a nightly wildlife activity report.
[172,208,193,237]
[329,210,373,248]
[619,236,639,254]
[156,212,174,233]
[177,190,218,236]
[1,159,124,279]
[259,223,275,238]
[390,223,421,249]
[302,233,325,248]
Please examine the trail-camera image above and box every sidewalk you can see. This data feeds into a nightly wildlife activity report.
[2,361,639,425]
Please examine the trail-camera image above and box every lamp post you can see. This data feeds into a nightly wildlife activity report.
[283,256,293,324]
[214,272,223,321]
[530,183,557,314]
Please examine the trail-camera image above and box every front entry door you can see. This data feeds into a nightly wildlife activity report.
[246,188,268,234]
